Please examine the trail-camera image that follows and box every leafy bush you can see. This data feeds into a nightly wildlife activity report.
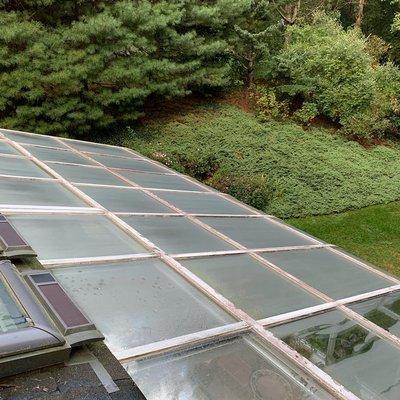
[250,86,289,121]
[208,170,277,210]
[275,14,400,139]
[118,105,400,218]
[294,102,318,125]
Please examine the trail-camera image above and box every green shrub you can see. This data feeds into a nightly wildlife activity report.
[294,102,318,125]
[250,86,289,121]
[208,170,277,210]
[275,14,400,139]
[117,105,400,218]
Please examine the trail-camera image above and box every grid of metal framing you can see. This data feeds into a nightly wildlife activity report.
[1,127,400,400]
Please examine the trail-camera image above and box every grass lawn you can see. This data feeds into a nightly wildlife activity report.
[288,201,400,277]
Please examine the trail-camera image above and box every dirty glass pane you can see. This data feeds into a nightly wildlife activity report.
[0,141,19,156]
[25,146,96,166]
[349,291,400,338]
[181,255,321,319]
[271,309,400,400]
[91,154,170,173]
[0,129,67,149]
[153,192,255,215]
[0,157,50,178]
[200,217,316,248]
[79,186,175,213]
[122,216,234,254]
[0,279,29,333]
[64,139,132,157]
[0,178,86,207]
[261,248,393,299]
[117,170,208,192]
[125,334,334,400]
[53,260,234,352]
[48,163,129,186]
[8,215,147,260]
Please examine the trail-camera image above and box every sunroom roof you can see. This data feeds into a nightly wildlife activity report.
[1,127,400,400]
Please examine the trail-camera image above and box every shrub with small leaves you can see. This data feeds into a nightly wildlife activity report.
[294,102,318,125]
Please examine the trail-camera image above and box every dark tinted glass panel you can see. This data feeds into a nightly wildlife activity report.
[38,283,89,327]
[0,221,27,247]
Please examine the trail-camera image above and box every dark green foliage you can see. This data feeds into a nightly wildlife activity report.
[116,105,400,218]
[273,15,400,138]
[0,0,249,135]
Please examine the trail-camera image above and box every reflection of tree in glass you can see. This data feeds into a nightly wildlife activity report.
[282,322,379,367]
[388,298,400,315]
[364,309,397,331]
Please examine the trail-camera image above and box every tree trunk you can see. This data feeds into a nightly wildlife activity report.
[355,0,366,29]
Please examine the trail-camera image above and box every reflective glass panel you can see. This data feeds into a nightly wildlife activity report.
[200,217,316,248]
[64,139,132,157]
[122,216,234,254]
[271,310,400,399]
[0,157,50,178]
[25,146,96,166]
[125,334,334,400]
[349,291,400,338]
[0,178,86,207]
[53,260,234,352]
[262,248,393,299]
[181,255,322,319]
[48,163,129,186]
[8,215,147,260]
[0,279,29,333]
[79,186,175,213]
[153,192,255,215]
[91,154,170,173]
[0,141,19,156]
[0,129,68,149]
[117,170,208,192]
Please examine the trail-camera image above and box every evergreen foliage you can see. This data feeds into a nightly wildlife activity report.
[116,105,400,218]
[0,0,248,135]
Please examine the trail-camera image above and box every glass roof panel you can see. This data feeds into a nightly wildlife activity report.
[0,129,68,149]
[117,170,208,192]
[0,178,86,208]
[47,163,129,186]
[0,278,29,333]
[153,192,256,215]
[349,291,400,338]
[181,255,322,319]
[79,186,176,213]
[261,248,393,299]
[199,217,316,248]
[91,154,171,173]
[271,309,400,400]
[0,141,20,156]
[24,146,96,166]
[0,157,50,178]
[121,216,234,254]
[8,214,148,260]
[63,139,132,157]
[53,260,235,352]
[125,334,334,400]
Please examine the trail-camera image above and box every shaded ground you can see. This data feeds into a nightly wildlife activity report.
[289,201,400,277]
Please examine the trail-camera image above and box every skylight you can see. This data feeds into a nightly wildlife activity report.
[1,127,399,399]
